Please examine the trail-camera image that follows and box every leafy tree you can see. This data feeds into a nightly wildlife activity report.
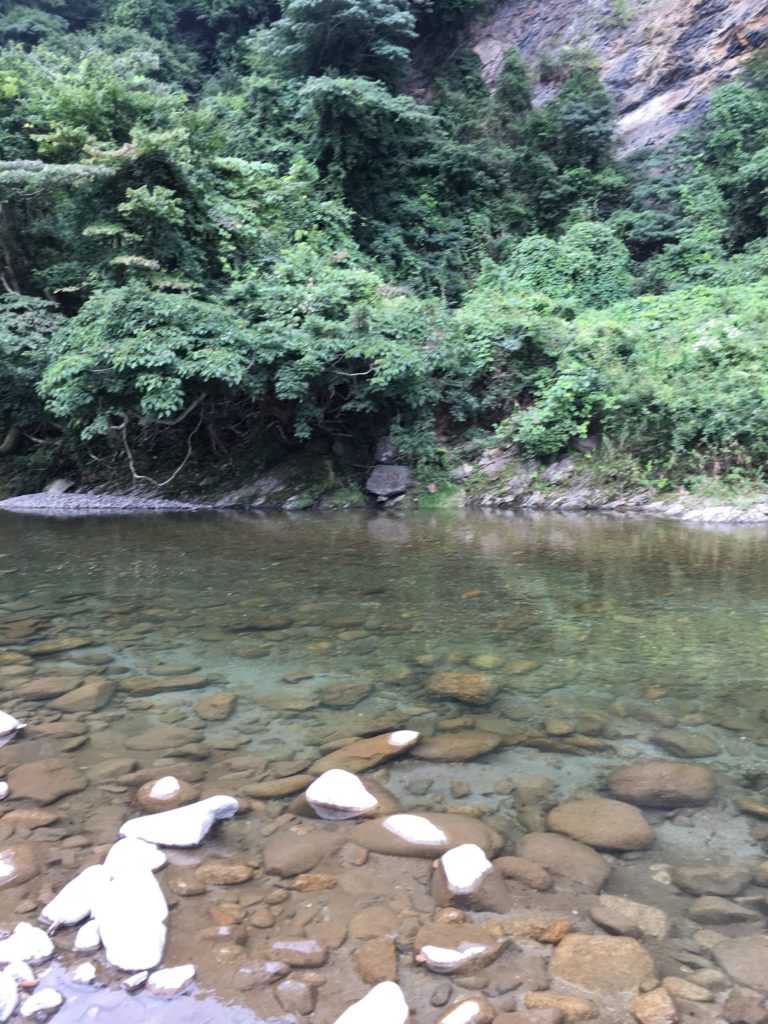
[258,0,416,85]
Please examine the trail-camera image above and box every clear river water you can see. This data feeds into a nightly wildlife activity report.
[0,508,767,1023]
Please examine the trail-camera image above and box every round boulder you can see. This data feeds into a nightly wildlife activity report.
[547,797,655,851]
[606,760,715,808]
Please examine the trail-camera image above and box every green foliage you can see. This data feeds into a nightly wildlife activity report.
[257,0,416,85]
[0,294,64,436]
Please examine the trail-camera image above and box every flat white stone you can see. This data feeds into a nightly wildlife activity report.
[383,814,447,845]
[148,777,181,801]
[441,1001,483,1024]
[103,838,166,875]
[0,969,17,1023]
[121,971,148,991]
[71,963,96,985]
[147,964,195,996]
[73,920,101,953]
[419,944,486,971]
[19,988,63,1019]
[306,770,378,819]
[40,865,109,929]
[119,795,239,847]
[388,730,420,747]
[333,982,409,1024]
[0,925,54,965]
[94,865,168,972]
[0,713,23,739]
[440,844,492,895]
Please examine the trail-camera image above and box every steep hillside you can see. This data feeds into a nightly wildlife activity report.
[472,0,768,150]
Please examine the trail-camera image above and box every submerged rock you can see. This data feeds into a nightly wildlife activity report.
[714,936,768,992]
[547,797,655,851]
[516,833,611,893]
[348,812,502,859]
[549,934,657,994]
[136,776,198,813]
[411,731,502,762]
[425,672,499,706]
[0,846,39,890]
[591,895,671,939]
[414,920,506,974]
[606,760,715,808]
[7,758,86,805]
[333,981,409,1024]
[119,795,239,847]
[311,730,420,774]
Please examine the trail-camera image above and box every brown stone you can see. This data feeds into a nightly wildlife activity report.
[1,809,58,830]
[120,673,209,696]
[715,938,768,993]
[268,938,328,968]
[495,856,553,890]
[50,676,115,712]
[244,775,316,798]
[311,730,420,774]
[0,845,39,888]
[349,906,399,940]
[288,873,337,891]
[630,988,679,1024]
[516,833,611,893]
[23,676,83,700]
[8,757,86,804]
[195,692,238,721]
[353,937,397,984]
[125,725,197,750]
[262,831,344,877]
[426,672,499,705]
[547,797,655,851]
[607,760,715,808]
[136,776,199,813]
[411,731,502,762]
[317,681,373,708]
[414,921,505,974]
[549,934,657,994]
[196,862,254,886]
[523,993,598,1022]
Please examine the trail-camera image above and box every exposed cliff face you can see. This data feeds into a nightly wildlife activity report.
[471,0,768,151]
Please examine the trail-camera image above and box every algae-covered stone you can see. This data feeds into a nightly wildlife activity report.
[425,672,499,705]
[607,760,715,808]
[549,934,657,994]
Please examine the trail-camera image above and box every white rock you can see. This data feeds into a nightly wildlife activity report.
[440,844,492,895]
[388,730,420,747]
[3,963,34,987]
[147,964,195,996]
[148,777,181,801]
[306,770,378,820]
[73,919,101,953]
[103,838,166,875]
[0,925,54,965]
[333,982,409,1024]
[94,865,168,972]
[0,713,24,739]
[440,1000,486,1024]
[71,963,96,985]
[122,971,148,991]
[419,944,487,972]
[383,814,447,845]
[40,865,108,929]
[0,784,9,802]
[0,969,17,1023]
[119,795,239,847]
[19,988,63,1019]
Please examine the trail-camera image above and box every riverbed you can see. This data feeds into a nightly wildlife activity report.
[0,508,767,1023]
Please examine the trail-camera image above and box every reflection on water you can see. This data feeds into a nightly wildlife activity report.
[0,508,767,1021]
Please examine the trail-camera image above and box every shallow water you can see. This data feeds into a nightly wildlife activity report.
[1,508,768,1022]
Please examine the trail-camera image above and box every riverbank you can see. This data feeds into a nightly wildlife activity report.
[2,447,767,524]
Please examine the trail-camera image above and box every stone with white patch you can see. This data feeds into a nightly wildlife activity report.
[0,969,17,1023]
[0,713,24,740]
[432,844,510,913]
[306,770,378,820]
[333,982,409,1024]
[147,964,196,996]
[348,812,502,859]
[414,922,506,974]
[73,919,101,953]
